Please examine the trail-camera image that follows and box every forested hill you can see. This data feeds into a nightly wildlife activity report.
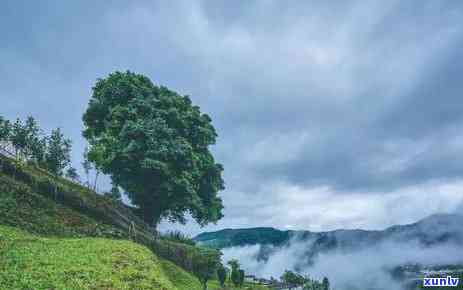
[194,213,463,250]
[194,227,293,248]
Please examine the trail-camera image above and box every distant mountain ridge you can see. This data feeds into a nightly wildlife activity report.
[194,213,463,252]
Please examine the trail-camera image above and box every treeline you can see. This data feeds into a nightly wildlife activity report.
[0,116,74,178]
[280,270,331,290]
[0,115,123,202]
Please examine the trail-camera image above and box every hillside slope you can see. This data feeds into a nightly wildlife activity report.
[0,154,152,241]
[0,225,203,290]
[0,154,268,290]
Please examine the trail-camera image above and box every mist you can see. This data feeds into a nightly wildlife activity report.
[221,233,463,290]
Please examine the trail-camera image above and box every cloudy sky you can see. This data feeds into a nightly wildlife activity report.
[2,1,463,235]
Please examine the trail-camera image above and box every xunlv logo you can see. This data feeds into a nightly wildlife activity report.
[423,276,460,287]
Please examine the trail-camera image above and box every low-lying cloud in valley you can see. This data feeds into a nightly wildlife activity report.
[222,236,463,290]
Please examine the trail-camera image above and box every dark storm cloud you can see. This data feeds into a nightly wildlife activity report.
[2,0,463,232]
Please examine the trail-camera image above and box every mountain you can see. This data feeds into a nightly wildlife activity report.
[194,213,463,253]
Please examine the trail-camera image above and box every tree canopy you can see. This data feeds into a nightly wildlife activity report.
[228,259,241,287]
[281,270,308,289]
[0,115,72,177]
[82,71,224,228]
[217,264,227,287]
[192,249,221,290]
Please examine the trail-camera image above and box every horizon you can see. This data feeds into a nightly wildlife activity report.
[194,212,463,237]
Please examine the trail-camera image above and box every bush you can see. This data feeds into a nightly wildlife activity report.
[162,230,196,246]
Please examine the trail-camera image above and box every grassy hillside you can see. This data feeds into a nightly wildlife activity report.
[0,225,212,290]
[0,154,152,240]
[0,225,266,290]
[0,225,178,289]
[0,155,268,289]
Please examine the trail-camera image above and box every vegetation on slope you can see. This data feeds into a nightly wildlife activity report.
[0,72,268,289]
[0,226,268,290]
[0,153,152,241]
[0,155,268,289]
[0,225,194,289]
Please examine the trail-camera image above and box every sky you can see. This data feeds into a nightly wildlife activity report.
[1,0,463,235]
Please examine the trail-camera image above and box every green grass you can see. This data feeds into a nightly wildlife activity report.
[0,225,197,290]
[0,226,268,290]
[207,280,269,290]
[0,174,125,239]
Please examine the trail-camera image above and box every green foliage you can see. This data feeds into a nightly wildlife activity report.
[65,166,80,182]
[322,277,330,290]
[23,116,46,164]
[0,225,185,290]
[217,264,227,287]
[281,270,308,289]
[300,275,331,290]
[0,154,153,242]
[10,118,28,157]
[82,146,92,188]
[0,162,123,238]
[195,227,291,249]
[0,116,11,142]
[239,269,245,287]
[0,116,73,177]
[0,225,267,290]
[82,71,224,228]
[192,248,221,290]
[228,259,241,287]
[44,128,71,176]
[162,230,196,246]
[104,181,122,201]
[0,154,270,290]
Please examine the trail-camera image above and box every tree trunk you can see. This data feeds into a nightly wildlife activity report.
[142,206,162,230]
[93,170,100,192]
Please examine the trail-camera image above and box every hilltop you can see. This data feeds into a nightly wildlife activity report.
[195,213,463,251]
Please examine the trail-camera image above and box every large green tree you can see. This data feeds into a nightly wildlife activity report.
[82,71,224,228]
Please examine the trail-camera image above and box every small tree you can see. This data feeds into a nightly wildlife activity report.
[82,146,93,188]
[192,249,221,290]
[29,135,47,166]
[65,166,80,183]
[44,128,72,176]
[228,259,240,287]
[238,269,245,287]
[0,117,11,151]
[322,277,330,290]
[10,118,28,159]
[23,116,40,158]
[105,181,122,201]
[217,265,227,287]
[281,270,307,290]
